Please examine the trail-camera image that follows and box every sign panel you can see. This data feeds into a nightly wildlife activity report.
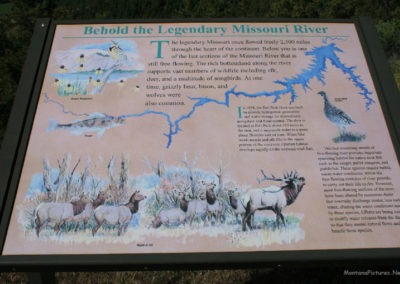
[2,20,400,258]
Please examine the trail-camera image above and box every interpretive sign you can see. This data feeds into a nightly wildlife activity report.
[0,18,399,267]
